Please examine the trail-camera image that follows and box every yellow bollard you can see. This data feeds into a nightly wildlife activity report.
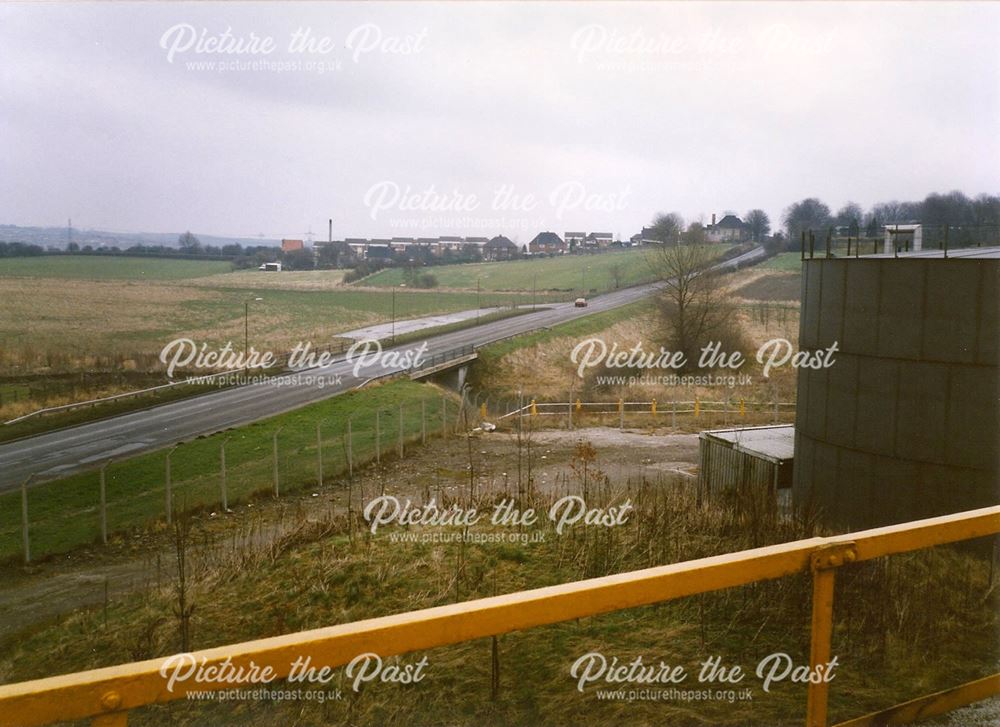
[739,398,745,417]
[651,398,657,415]
[618,398,624,414]
[480,402,487,419]
[576,398,582,412]
[695,397,700,417]
[530,399,537,416]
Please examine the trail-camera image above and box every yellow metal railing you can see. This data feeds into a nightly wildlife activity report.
[0,506,997,727]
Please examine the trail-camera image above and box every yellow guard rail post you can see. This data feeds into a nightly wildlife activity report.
[0,506,996,727]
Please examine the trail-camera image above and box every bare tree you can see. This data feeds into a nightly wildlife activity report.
[648,243,738,370]
[782,198,831,249]
[649,212,684,245]
[744,209,771,242]
[835,202,864,237]
[684,221,706,245]
[178,231,201,251]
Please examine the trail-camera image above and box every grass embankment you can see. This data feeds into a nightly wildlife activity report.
[0,255,233,280]
[469,265,802,406]
[361,248,662,293]
[759,253,803,272]
[1,468,993,726]
[0,380,457,562]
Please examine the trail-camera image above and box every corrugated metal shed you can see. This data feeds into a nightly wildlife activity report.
[698,425,795,502]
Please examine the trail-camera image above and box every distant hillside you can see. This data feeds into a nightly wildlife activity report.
[0,224,280,250]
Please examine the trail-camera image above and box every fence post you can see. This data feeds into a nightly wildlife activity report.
[376,410,381,464]
[165,448,175,525]
[672,398,677,428]
[272,428,282,498]
[943,224,949,258]
[568,395,573,430]
[421,399,427,444]
[724,396,729,424]
[21,475,32,565]
[806,544,857,727]
[99,462,108,545]
[316,420,324,489]
[347,418,353,477]
[530,399,537,416]
[398,403,404,458]
[220,439,228,511]
[651,398,657,415]
[619,398,624,431]
[773,396,779,424]
[739,398,745,417]
[442,394,447,438]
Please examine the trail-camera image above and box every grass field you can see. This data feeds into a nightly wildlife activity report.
[0,379,455,562]
[361,248,662,292]
[0,255,233,280]
[0,260,546,389]
[759,252,803,272]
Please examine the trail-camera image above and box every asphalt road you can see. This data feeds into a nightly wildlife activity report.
[0,246,765,492]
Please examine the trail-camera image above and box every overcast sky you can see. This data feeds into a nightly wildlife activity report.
[1,1,998,243]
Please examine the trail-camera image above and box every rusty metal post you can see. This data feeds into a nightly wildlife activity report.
[806,543,857,727]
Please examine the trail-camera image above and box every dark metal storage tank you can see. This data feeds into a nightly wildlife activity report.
[793,249,999,528]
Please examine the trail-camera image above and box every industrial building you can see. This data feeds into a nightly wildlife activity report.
[698,425,794,514]
[793,247,999,528]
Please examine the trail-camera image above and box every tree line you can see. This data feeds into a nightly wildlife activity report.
[649,190,1000,254]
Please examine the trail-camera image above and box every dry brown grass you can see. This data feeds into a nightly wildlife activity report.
[184,269,348,290]
[484,294,801,406]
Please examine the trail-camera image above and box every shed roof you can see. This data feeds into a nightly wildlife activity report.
[700,425,795,464]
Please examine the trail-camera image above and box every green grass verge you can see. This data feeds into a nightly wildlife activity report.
[360,248,661,293]
[759,253,803,272]
[0,380,455,562]
[0,256,233,280]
